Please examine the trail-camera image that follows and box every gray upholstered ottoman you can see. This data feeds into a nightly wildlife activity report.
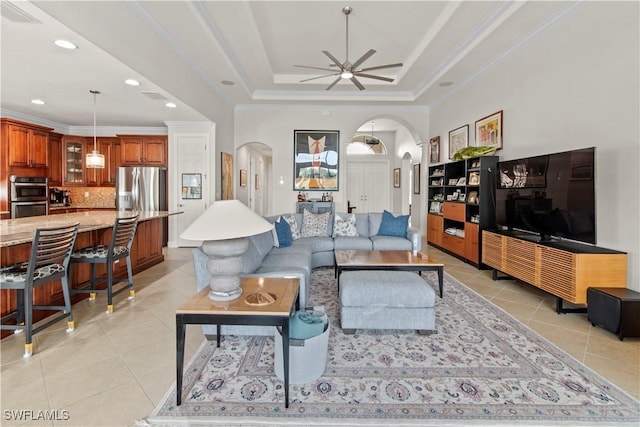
[339,270,436,334]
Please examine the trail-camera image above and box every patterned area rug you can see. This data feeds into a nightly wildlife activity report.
[145,268,639,426]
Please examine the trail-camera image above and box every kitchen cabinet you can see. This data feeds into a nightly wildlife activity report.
[2,119,51,170]
[85,137,120,186]
[48,132,63,187]
[63,137,85,185]
[119,136,167,166]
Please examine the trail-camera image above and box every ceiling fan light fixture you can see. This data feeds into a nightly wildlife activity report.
[341,71,353,79]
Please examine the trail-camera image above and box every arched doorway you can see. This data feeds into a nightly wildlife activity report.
[236,142,272,215]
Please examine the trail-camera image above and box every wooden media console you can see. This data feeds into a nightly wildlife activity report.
[482,230,627,313]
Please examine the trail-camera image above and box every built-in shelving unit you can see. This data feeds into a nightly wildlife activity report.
[426,155,497,266]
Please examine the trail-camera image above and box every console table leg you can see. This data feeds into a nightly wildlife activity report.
[176,315,186,406]
[555,297,587,314]
[282,319,290,408]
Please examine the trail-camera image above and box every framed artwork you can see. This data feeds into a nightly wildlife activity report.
[449,125,469,160]
[221,152,233,200]
[475,110,503,149]
[181,173,202,199]
[239,169,247,187]
[293,130,339,191]
[255,174,260,189]
[413,163,421,195]
[468,172,480,185]
[393,168,400,188]
[429,136,440,164]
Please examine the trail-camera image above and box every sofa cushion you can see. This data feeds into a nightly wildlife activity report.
[377,210,409,237]
[271,239,313,257]
[298,236,334,253]
[273,217,292,247]
[241,239,263,274]
[300,209,331,237]
[252,230,275,257]
[370,235,413,251]
[333,213,358,237]
[368,212,383,236]
[262,252,312,281]
[283,214,302,240]
[334,236,373,250]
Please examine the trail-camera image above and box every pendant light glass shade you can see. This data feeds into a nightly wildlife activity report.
[86,90,104,169]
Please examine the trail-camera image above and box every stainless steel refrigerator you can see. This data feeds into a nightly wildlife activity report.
[116,166,168,244]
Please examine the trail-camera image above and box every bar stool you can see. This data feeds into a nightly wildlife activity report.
[70,215,138,314]
[0,223,80,358]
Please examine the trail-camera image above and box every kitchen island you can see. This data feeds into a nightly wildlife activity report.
[1,211,177,336]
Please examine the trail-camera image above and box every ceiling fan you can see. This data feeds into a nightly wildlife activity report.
[295,6,403,91]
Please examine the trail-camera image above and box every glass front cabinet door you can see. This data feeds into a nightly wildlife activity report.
[63,138,84,185]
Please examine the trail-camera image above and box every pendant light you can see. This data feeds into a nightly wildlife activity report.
[86,89,105,168]
[366,121,380,145]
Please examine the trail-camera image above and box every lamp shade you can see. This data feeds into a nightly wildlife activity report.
[86,150,105,168]
[180,200,273,241]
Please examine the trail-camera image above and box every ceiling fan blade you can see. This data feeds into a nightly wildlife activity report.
[300,73,340,83]
[322,50,344,69]
[359,62,403,72]
[326,77,341,90]
[353,72,394,82]
[351,49,376,69]
[351,76,365,91]
[294,65,335,72]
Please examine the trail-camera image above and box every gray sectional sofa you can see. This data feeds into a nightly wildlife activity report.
[193,211,421,336]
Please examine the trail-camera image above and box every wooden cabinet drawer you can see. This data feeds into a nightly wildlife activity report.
[427,214,443,246]
[443,202,465,222]
[442,233,465,257]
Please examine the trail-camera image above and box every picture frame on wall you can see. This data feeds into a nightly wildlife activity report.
[475,110,503,149]
[429,136,440,164]
[293,130,339,191]
[449,125,469,160]
[413,163,421,195]
[239,169,247,187]
[393,168,400,188]
[221,152,233,200]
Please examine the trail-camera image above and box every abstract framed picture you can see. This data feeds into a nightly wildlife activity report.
[449,125,469,160]
[475,110,503,149]
[393,168,400,188]
[413,163,421,195]
[239,169,247,187]
[221,152,233,200]
[293,130,339,191]
[429,136,440,164]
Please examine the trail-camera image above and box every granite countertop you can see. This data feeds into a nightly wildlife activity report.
[0,210,181,247]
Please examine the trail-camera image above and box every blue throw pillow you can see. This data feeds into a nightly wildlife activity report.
[377,210,409,237]
[274,216,292,247]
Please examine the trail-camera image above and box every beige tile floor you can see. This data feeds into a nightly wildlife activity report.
[1,245,638,426]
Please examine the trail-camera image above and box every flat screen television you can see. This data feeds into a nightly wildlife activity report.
[495,147,596,244]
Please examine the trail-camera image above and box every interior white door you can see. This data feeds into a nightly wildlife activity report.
[176,135,209,247]
[347,161,389,213]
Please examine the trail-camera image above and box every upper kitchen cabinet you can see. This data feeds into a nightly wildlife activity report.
[119,136,167,166]
[62,136,85,185]
[2,119,52,170]
[48,132,63,187]
[85,137,121,186]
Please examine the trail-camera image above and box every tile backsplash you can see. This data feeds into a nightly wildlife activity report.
[51,187,116,208]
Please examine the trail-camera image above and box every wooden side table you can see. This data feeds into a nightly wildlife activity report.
[176,277,299,408]
[587,287,640,341]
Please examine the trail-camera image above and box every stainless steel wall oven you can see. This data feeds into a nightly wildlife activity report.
[10,175,48,218]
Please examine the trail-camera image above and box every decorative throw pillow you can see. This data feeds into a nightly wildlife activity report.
[300,209,330,238]
[283,215,301,240]
[377,210,409,237]
[273,216,292,247]
[333,214,358,237]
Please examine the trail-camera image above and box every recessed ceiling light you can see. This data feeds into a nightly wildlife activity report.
[31,99,46,105]
[54,39,77,50]
[439,81,454,87]
[165,102,177,108]
[125,79,140,86]
[221,80,235,86]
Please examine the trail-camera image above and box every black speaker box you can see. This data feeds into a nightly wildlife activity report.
[587,287,640,341]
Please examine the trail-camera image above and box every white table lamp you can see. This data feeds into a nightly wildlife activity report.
[180,200,273,301]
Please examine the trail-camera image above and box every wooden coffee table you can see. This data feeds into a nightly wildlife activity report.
[334,250,444,297]
[175,277,299,408]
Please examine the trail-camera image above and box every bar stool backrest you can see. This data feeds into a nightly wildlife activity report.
[110,215,139,255]
[28,223,80,278]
